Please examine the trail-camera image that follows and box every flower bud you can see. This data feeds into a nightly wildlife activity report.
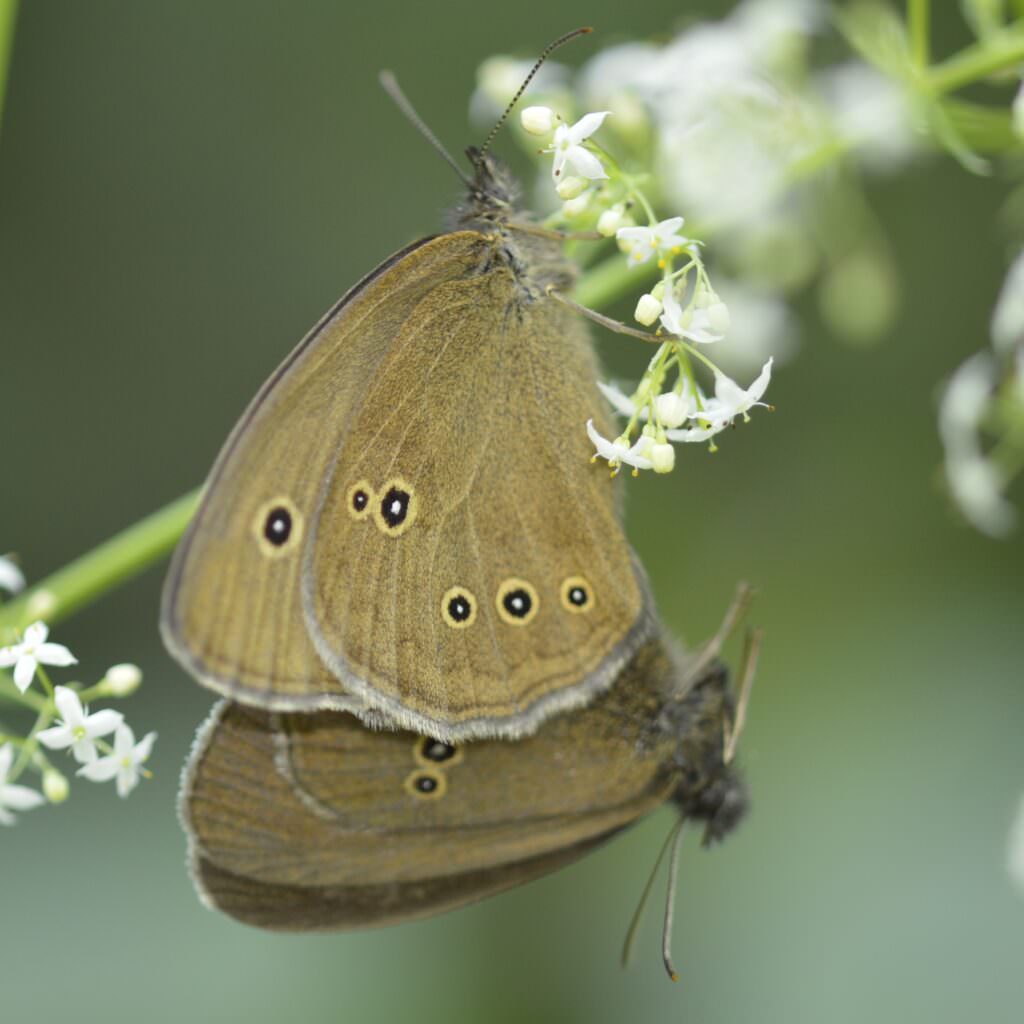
[633,293,662,327]
[521,105,555,136]
[26,589,57,622]
[43,769,69,804]
[556,175,587,200]
[651,279,666,301]
[105,663,142,697]
[597,204,626,237]
[655,391,689,429]
[650,442,675,474]
[706,301,731,335]
[562,192,591,218]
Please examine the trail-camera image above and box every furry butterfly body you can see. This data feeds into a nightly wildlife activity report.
[161,156,654,741]
[181,633,747,930]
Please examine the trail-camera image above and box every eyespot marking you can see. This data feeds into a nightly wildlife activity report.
[404,768,447,800]
[346,480,374,521]
[560,575,595,614]
[441,586,477,629]
[495,577,539,626]
[415,736,463,767]
[373,478,418,536]
[252,497,303,558]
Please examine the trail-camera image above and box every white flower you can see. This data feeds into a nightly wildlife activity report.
[0,744,45,825]
[939,354,993,451]
[820,62,917,170]
[666,422,727,444]
[548,111,610,181]
[37,686,124,764]
[598,380,642,419]
[561,191,591,218]
[0,621,77,694]
[104,663,142,697]
[660,291,724,344]
[634,293,663,326]
[1009,794,1024,896]
[701,358,774,425]
[0,555,25,594]
[991,249,1024,354]
[77,724,156,799]
[521,105,555,136]
[616,217,689,267]
[586,420,653,473]
[945,453,1015,538]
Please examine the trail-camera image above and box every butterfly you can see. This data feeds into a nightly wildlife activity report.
[160,30,655,742]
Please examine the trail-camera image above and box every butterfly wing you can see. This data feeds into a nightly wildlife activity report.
[161,235,482,709]
[303,232,652,739]
[182,639,677,930]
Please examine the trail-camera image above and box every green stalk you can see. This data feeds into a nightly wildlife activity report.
[0,490,200,634]
[927,31,1024,96]
[907,0,930,68]
[0,0,18,137]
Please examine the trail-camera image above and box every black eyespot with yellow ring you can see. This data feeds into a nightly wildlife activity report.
[373,477,418,536]
[346,480,374,521]
[252,496,303,559]
[441,586,477,629]
[414,736,464,768]
[404,768,447,800]
[495,577,539,626]
[560,575,595,614]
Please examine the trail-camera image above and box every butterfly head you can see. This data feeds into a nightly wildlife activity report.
[667,662,749,844]
[449,147,520,226]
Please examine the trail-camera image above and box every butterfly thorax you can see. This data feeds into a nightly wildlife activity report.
[664,664,749,844]
[446,150,576,301]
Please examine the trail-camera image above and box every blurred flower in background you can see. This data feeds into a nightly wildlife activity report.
[473,0,1024,533]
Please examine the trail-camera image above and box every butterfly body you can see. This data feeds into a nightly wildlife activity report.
[182,635,747,930]
[161,155,654,741]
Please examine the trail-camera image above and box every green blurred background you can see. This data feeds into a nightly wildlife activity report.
[2,2,1022,1021]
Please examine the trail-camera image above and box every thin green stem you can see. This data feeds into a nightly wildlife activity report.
[10,702,53,782]
[0,672,46,711]
[0,0,18,139]
[926,32,1024,96]
[907,0,930,68]
[0,489,200,634]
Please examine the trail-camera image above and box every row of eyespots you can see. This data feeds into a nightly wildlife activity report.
[404,735,463,801]
[441,575,594,630]
[346,478,417,536]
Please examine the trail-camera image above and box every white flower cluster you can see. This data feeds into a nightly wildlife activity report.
[938,252,1024,537]
[519,104,775,476]
[0,558,155,823]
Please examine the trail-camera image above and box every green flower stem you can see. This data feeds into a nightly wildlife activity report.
[0,489,201,635]
[926,31,1024,96]
[0,673,45,711]
[0,0,17,137]
[908,0,930,68]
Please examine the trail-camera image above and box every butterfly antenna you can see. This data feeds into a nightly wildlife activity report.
[661,819,687,982]
[723,626,764,765]
[621,817,682,972]
[676,581,756,697]
[379,70,474,189]
[477,26,592,160]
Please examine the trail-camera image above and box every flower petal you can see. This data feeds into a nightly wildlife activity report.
[13,656,36,693]
[566,146,607,180]
[36,724,75,750]
[0,646,18,668]
[133,731,157,763]
[116,767,139,799]
[0,783,46,811]
[77,756,120,782]
[597,382,641,418]
[36,642,76,668]
[53,685,85,728]
[23,622,48,645]
[0,557,25,594]
[85,708,124,739]
[569,110,611,142]
[71,739,99,765]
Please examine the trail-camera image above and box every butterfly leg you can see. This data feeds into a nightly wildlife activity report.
[723,626,763,765]
[547,288,664,343]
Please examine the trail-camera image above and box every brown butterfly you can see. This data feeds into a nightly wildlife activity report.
[181,622,754,977]
[160,30,655,743]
